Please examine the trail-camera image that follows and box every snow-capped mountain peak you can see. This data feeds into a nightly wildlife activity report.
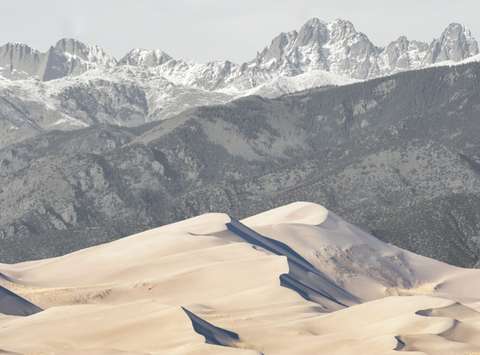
[255,31,298,68]
[426,23,479,63]
[54,38,117,67]
[327,18,358,39]
[379,36,429,72]
[119,48,173,67]
[295,17,329,46]
[254,18,363,75]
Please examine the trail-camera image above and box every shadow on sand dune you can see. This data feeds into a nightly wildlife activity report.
[0,285,42,317]
[227,218,359,309]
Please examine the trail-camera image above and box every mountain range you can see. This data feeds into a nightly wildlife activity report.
[1,19,478,86]
[0,19,479,148]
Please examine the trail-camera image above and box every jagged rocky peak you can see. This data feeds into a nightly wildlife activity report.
[323,19,379,79]
[386,36,412,54]
[328,18,378,54]
[380,36,429,71]
[327,18,359,41]
[427,23,479,63]
[255,30,297,67]
[251,18,479,81]
[0,41,39,54]
[119,48,173,67]
[0,39,117,81]
[55,38,94,57]
[38,38,117,81]
[296,18,329,46]
[0,42,45,79]
[54,38,117,67]
[252,18,380,77]
[256,18,330,63]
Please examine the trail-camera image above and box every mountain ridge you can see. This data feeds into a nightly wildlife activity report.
[0,38,117,81]
[0,19,478,147]
[1,19,478,90]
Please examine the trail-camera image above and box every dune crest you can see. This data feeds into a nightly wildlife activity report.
[0,202,479,354]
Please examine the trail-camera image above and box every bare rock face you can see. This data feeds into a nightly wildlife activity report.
[426,23,479,63]
[0,38,116,81]
[0,43,45,79]
[379,36,429,72]
[42,38,117,81]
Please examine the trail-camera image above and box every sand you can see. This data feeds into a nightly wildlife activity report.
[0,202,479,354]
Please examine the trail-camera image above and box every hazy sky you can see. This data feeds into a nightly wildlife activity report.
[0,0,477,63]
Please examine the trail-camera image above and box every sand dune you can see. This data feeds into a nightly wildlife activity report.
[0,202,479,354]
